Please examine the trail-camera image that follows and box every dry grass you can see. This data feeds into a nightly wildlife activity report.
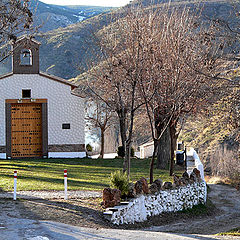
[218,227,240,236]
[205,176,232,185]
[209,145,240,183]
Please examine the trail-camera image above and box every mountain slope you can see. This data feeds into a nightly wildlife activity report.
[40,0,237,79]
[0,0,236,79]
[0,0,115,76]
[31,0,114,32]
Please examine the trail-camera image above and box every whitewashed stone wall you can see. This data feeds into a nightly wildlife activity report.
[111,181,207,225]
[0,74,85,146]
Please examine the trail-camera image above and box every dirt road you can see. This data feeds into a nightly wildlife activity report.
[145,184,240,235]
[0,184,239,239]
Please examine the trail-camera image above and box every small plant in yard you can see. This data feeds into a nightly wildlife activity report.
[117,146,135,158]
[117,146,125,158]
[86,144,93,152]
[110,170,129,197]
[130,147,134,157]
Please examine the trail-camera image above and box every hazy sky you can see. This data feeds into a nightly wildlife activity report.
[40,0,131,7]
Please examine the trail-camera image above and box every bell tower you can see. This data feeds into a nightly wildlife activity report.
[12,36,41,74]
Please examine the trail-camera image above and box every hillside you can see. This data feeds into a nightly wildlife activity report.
[0,0,115,76]
[30,0,114,32]
[1,0,236,78]
[40,0,236,79]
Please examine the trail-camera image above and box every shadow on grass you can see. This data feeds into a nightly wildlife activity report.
[0,164,51,171]
[0,173,109,189]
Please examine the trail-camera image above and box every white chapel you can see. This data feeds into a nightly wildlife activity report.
[0,36,85,159]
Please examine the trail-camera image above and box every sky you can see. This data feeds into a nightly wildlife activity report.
[40,0,131,7]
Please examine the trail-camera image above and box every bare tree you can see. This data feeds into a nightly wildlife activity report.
[83,6,159,178]
[85,99,115,158]
[199,1,240,146]
[137,5,227,181]
[82,3,229,180]
[0,0,34,63]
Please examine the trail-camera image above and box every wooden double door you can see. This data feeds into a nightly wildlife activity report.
[10,103,43,158]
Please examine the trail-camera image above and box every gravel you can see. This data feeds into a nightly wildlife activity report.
[0,190,102,200]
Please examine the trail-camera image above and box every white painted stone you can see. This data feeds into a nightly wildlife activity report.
[110,181,207,225]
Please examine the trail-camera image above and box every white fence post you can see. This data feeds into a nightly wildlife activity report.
[13,170,17,200]
[64,169,68,200]
[193,150,205,180]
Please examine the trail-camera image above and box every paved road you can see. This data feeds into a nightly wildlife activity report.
[0,219,238,240]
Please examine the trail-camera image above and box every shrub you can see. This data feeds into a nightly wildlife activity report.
[117,146,135,158]
[110,170,129,197]
[210,145,240,182]
[117,146,125,158]
[130,147,134,157]
[86,144,93,152]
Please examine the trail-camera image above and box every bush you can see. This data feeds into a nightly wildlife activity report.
[117,146,135,158]
[110,170,129,197]
[130,147,134,157]
[117,146,125,158]
[86,144,93,152]
[210,145,240,182]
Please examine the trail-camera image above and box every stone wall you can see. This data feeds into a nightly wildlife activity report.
[110,181,207,225]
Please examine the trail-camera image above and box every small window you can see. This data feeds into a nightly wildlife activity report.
[20,49,32,65]
[22,89,31,98]
[62,123,70,129]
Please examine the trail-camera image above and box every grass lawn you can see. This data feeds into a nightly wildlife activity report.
[0,158,183,191]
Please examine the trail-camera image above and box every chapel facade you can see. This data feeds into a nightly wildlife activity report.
[0,36,85,159]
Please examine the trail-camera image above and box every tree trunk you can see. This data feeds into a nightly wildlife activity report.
[156,127,171,169]
[150,139,158,184]
[125,143,131,179]
[117,109,127,172]
[169,124,177,176]
[99,127,105,159]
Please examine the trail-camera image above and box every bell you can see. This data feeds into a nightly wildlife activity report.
[22,50,30,58]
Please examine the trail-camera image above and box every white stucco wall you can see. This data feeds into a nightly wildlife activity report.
[0,74,85,146]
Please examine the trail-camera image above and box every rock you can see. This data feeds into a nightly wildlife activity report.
[179,177,187,186]
[153,178,163,191]
[102,188,121,208]
[149,183,158,194]
[140,177,149,194]
[190,172,197,182]
[173,174,181,187]
[162,182,173,190]
[134,180,143,195]
[112,189,121,205]
[134,177,150,195]
[193,168,201,179]
[128,182,135,198]
[182,171,189,181]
